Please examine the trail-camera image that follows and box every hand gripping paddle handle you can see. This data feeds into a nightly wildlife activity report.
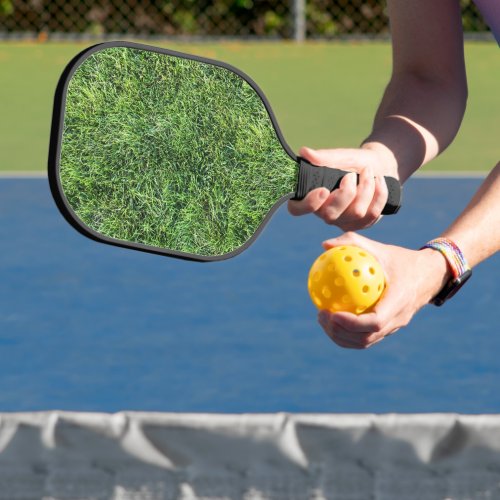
[294,157,402,215]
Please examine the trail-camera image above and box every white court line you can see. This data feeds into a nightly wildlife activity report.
[0,171,47,178]
[0,170,489,179]
[414,170,487,178]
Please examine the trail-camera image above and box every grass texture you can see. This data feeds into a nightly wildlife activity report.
[60,46,298,257]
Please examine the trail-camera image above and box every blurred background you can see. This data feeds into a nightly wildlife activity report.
[0,0,492,40]
[0,1,497,176]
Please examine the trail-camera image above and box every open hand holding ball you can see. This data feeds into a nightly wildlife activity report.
[308,245,385,314]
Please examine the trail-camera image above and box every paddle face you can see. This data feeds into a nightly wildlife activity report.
[49,42,298,261]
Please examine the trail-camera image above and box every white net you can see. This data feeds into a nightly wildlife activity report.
[0,412,500,499]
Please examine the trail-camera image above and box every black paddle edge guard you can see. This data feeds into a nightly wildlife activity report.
[47,41,297,262]
[294,158,402,215]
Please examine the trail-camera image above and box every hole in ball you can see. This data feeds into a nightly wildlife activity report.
[352,269,360,277]
[362,285,369,293]
[342,295,351,304]
[313,294,322,307]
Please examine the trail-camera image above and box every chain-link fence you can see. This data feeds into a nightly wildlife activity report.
[0,0,491,40]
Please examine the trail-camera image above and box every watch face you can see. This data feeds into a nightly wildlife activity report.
[432,269,472,306]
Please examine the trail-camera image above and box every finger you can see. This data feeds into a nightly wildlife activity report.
[332,291,403,339]
[321,324,365,349]
[331,324,371,348]
[322,172,390,231]
[328,326,381,349]
[361,328,399,348]
[364,335,386,348]
[315,172,357,224]
[363,174,389,224]
[385,328,400,337]
[319,310,391,349]
[367,288,411,335]
[330,317,390,349]
[330,311,385,335]
[342,164,376,221]
[330,336,365,349]
[288,187,330,216]
[319,311,371,348]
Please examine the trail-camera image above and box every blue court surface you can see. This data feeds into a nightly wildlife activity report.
[0,176,498,413]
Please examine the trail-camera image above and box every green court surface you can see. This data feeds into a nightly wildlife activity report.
[0,41,497,173]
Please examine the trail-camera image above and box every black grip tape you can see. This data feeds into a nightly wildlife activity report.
[293,158,402,215]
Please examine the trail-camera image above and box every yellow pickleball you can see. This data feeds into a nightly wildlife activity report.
[308,245,385,314]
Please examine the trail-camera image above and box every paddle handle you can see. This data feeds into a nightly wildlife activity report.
[293,157,402,215]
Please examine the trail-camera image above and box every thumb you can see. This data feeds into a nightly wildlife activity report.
[299,147,365,170]
[322,231,368,250]
[299,146,324,165]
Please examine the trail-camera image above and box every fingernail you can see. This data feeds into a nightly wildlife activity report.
[319,189,329,200]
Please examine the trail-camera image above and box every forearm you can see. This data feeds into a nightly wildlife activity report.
[441,162,500,267]
[418,162,500,303]
[362,73,467,183]
[361,0,467,183]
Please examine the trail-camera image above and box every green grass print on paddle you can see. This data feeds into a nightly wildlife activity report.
[60,46,298,257]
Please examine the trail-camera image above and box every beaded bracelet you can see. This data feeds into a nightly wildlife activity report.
[420,237,472,306]
[421,238,470,278]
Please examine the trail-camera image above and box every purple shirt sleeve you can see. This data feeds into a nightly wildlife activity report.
[473,0,500,45]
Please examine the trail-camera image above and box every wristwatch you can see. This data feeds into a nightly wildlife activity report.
[421,238,472,306]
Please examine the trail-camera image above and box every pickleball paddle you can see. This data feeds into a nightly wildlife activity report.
[48,41,401,261]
